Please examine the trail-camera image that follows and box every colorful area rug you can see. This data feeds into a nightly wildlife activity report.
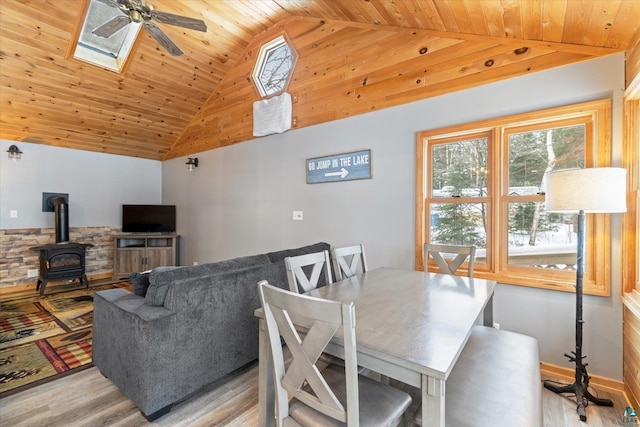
[0,281,131,397]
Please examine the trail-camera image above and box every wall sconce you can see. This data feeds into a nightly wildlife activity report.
[186,157,199,171]
[7,144,23,160]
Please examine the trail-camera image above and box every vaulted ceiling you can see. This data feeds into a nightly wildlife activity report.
[1,0,639,160]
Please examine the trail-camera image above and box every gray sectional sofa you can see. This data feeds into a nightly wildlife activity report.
[93,242,331,420]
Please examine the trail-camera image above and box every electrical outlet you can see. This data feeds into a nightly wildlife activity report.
[193,261,198,266]
[10,210,18,218]
[27,269,39,278]
[293,211,303,221]
[493,322,500,329]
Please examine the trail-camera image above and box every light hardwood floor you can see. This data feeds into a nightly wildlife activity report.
[539,374,629,427]
[0,361,629,427]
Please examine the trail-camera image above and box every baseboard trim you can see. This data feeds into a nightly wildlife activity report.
[540,362,624,394]
[0,272,115,297]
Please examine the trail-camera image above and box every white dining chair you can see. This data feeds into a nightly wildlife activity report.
[284,250,333,293]
[287,249,372,374]
[257,280,412,426]
[424,243,476,277]
[331,244,368,280]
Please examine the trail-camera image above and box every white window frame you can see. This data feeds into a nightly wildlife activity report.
[251,34,297,98]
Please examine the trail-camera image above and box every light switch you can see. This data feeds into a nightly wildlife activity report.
[293,211,303,220]
[10,210,18,218]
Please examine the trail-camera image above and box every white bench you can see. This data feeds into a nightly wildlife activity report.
[416,325,542,426]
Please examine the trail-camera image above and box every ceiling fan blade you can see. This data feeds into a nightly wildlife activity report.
[144,22,183,56]
[92,15,131,38]
[151,10,207,32]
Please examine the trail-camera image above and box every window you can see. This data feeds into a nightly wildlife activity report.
[416,99,612,295]
[251,34,297,98]
[67,0,142,73]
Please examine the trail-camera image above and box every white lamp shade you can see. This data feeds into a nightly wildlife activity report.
[545,167,627,213]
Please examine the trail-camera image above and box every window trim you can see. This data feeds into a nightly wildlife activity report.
[251,33,298,98]
[622,79,639,299]
[416,99,612,296]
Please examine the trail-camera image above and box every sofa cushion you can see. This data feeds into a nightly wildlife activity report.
[266,242,331,263]
[145,253,271,306]
[163,259,290,312]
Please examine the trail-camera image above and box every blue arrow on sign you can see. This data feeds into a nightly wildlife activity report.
[306,150,372,184]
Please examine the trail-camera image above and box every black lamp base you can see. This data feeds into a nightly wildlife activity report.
[544,210,613,422]
[543,351,613,421]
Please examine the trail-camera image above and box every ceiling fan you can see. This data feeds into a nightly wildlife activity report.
[92,0,207,56]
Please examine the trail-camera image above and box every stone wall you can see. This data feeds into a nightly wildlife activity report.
[0,226,119,289]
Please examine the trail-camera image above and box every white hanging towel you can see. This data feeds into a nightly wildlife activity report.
[253,92,292,137]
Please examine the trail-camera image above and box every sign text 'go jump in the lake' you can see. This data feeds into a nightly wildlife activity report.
[306,150,372,184]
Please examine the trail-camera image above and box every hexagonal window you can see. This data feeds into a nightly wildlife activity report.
[252,34,297,98]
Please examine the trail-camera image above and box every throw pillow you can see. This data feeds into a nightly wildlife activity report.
[131,266,182,298]
[130,270,152,297]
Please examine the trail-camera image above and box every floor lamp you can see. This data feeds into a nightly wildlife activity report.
[543,167,627,422]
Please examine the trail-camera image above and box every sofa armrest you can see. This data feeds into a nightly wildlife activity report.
[96,288,174,321]
[92,288,178,416]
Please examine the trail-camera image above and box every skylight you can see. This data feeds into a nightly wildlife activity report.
[72,0,141,73]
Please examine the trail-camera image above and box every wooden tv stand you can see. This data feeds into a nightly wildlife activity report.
[113,233,179,278]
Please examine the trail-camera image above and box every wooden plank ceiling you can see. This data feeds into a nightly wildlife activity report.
[1,0,639,160]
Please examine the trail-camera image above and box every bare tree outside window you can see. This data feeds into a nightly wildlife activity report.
[506,124,585,269]
[251,34,297,97]
[259,44,295,95]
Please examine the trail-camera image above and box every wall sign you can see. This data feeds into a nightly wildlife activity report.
[306,150,372,184]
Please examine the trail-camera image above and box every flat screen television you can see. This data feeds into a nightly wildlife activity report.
[122,204,176,233]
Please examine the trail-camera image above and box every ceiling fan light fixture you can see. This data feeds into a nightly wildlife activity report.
[130,9,142,23]
[93,0,207,58]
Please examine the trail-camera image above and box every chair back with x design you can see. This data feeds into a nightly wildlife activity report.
[331,244,369,280]
[285,250,333,293]
[424,243,476,277]
[258,280,359,425]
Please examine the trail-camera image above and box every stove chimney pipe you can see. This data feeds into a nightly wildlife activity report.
[48,196,69,243]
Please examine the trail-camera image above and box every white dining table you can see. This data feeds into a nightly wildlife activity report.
[256,267,496,426]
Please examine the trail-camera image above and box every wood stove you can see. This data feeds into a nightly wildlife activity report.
[31,242,91,295]
[30,196,92,295]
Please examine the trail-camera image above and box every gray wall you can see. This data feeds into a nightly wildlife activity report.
[167,53,625,381]
[0,141,162,229]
